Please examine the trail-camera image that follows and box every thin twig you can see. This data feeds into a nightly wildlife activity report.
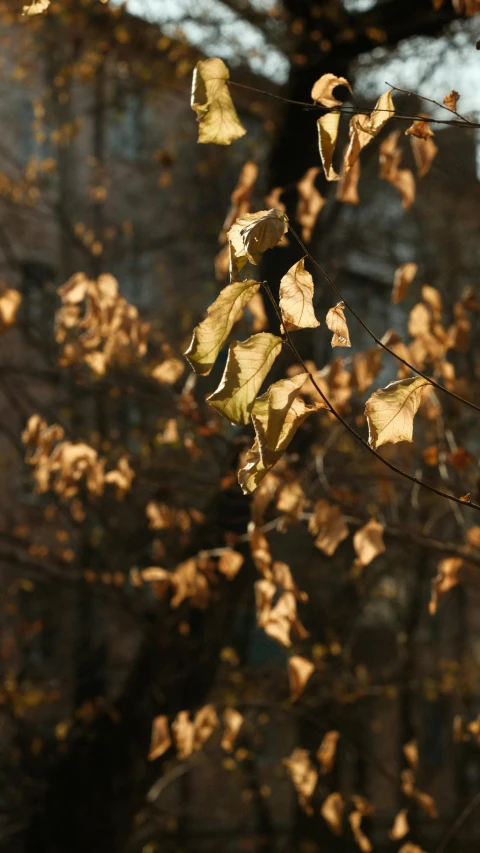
[261,282,480,513]
[434,790,480,853]
[288,225,480,416]
[385,81,474,126]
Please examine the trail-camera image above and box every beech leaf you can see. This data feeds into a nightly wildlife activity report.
[317,730,340,774]
[309,500,349,556]
[284,748,318,815]
[345,91,395,170]
[207,333,282,425]
[279,258,320,332]
[221,708,243,752]
[349,811,373,853]
[365,377,430,450]
[392,262,418,304]
[311,73,352,108]
[326,302,351,347]
[191,57,246,145]
[353,519,385,567]
[321,792,345,835]
[228,209,288,267]
[288,655,314,701]
[185,280,261,375]
[337,152,360,204]
[296,168,326,242]
[443,90,460,111]
[149,715,171,761]
[317,112,341,181]
[389,809,409,841]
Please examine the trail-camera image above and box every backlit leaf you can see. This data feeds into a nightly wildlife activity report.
[409,130,438,178]
[280,258,320,332]
[284,748,318,815]
[191,57,246,145]
[218,549,244,579]
[443,90,460,110]
[389,809,409,841]
[317,112,341,181]
[349,811,373,853]
[392,262,418,304]
[296,167,326,242]
[309,501,349,556]
[149,715,171,760]
[221,708,243,752]
[317,730,340,774]
[345,91,394,170]
[311,73,352,107]
[208,333,282,425]
[326,302,351,347]
[353,519,385,567]
[0,288,22,332]
[228,209,288,266]
[365,377,430,450]
[185,280,261,375]
[336,152,360,204]
[321,792,345,835]
[288,655,314,701]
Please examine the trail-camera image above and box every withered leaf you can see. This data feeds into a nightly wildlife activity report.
[353,519,385,567]
[311,73,352,108]
[317,730,340,774]
[389,809,409,841]
[317,112,341,181]
[151,358,185,384]
[280,258,320,332]
[185,280,261,375]
[443,90,460,111]
[365,377,430,450]
[429,557,463,614]
[228,209,288,266]
[221,708,244,752]
[191,57,246,145]
[336,152,360,204]
[284,748,318,815]
[0,288,22,332]
[23,0,50,13]
[207,333,282,425]
[218,549,244,580]
[149,715,171,760]
[309,500,349,556]
[321,792,345,835]
[296,168,326,242]
[392,262,418,304]
[326,302,351,347]
[399,845,428,853]
[405,120,434,141]
[403,739,419,770]
[349,810,373,853]
[345,91,395,170]
[409,131,438,178]
[288,655,314,701]
[172,710,195,759]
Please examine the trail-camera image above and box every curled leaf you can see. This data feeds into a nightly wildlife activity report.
[185,280,261,375]
[317,730,340,774]
[229,209,288,266]
[365,377,430,450]
[191,57,246,145]
[349,810,373,853]
[221,708,243,752]
[284,748,318,814]
[279,258,320,331]
[392,262,418,304]
[296,168,326,242]
[389,809,409,841]
[309,501,349,556]
[321,792,345,835]
[353,519,385,567]
[336,152,360,204]
[311,73,352,108]
[408,127,438,178]
[288,655,314,701]
[326,302,351,347]
[443,90,460,111]
[317,112,341,181]
[207,333,282,425]
[345,91,394,170]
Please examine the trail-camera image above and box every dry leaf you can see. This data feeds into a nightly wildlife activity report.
[23,0,50,13]
[365,377,430,450]
[403,739,419,770]
[149,715,171,760]
[429,557,463,614]
[0,288,22,332]
[228,209,288,268]
[349,810,372,853]
[389,809,410,841]
[191,57,246,145]
[151,359,185,384]
[296,167,326,242]
[247,291,268,332]
[409,132,438,178]
[311,73,352,107]
[443,90,460,111]
[277,481,306,516]
[405,120,434,140]
[379,131,416,209]
[193,704,219,750]
[309,500,349,556]
[326,302,351,347]
[317,112,341,180]
[172,710,195,759]
[284,748,318,814]
[352,349,383,393]
[345,91,395,170]
[221,161,259,236]
[218,549,244,579]
[317,730,340,774]
[336,152,360,204]
[104,457,135,499]
[207,332,282,425]
[288,655,314,701]
[221,708,243,752]
[185,280,261,375]
[422,285,442,320]
[392,263,418,304]
[321,792,345,835]
[399,845,428,853]
[353,519,385,567]
[279,258,320,332]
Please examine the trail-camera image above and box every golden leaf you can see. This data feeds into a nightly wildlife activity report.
[429,557,463,614]
[193,704,219,750]
[405,120,434,140]
[23,0,50,13]
[280,258,320,331]
[238,373,323,494]
[311,73,352,108]
[284,748,318,814]
[172,710,195,759]
[321,792,345,835]
[326,302,351,347]
[104,457,135,499]
[349,811,373,853]
[151,358,185,384]
[208,333,282,425]
[336,152,360,204]
[345,91,395,170]
[309,501,349,556]
[379,131,416,209]
[443,90,460,111]
[185,280,261,375]
[288,655,314,701]
[296,168,326,242]
[218,549,244,580]
[317,112,341,181]
[221,708,243,752]
[392,262,418,304]
[365,377,430,450]
[247,291,269,332]
[403,739,419,770]
[352,349,383,393]
[228,209,288,266]
[149,715,171,760]
[353,519,385,567]
[389,809,409,841]
[191,57,246,145]
[317,730,340,774]
[409,133,438,178]
[422,285,442,320]
[0,288,22,332]
[399,845,428,853]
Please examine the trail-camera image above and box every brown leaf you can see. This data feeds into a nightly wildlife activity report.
[311,73,352,108]
[221,708,244,752]
[309,501,349,556]
[277,481,306,516]
[353,519,385,567]
[352,348,383,393]
[279,258,320,331]
[379,131,416,209]
[321,792,345,835]
[317,112,341,181]
[336,152,360,204]
[443,90,460,111]
[247,291,268,332]
[399,845,428,853]
[288,655,314,701]
[193,704,219,750]
[149,715,171,760]
[392,262,418,304]
[421,285,442,320]
[317,730,340,774]
[405,120,434,140]
[429,557,463,614]
[151,358,185,384]
[326,302,351,347]
[284,748,318,814]
[345,91,395,170]
[349,810,372,853]
[172,710,195,759]
[403,738,419,770]
[365,377,430,450]
[389,809,409,841]
[296,168,326,242]
[0,288,22,332]
[218,549,244,580]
